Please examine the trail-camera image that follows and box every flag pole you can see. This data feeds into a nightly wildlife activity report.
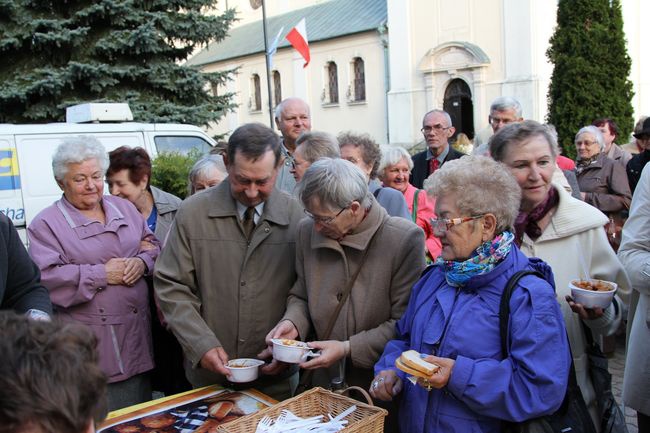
[262,0,275,129]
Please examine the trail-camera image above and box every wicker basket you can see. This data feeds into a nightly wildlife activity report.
[217,387,387,433]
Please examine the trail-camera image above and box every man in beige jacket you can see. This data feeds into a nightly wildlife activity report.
[154,123,303,399]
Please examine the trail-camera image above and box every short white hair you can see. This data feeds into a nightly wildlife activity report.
[575,125,605,152]
[378,145,413,181]
[52,136,108,182]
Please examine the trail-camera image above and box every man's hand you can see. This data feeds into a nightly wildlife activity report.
[105,258,126,285]
[369,370,402,402]
[123,257,146,286]
[565,295,605,320]
[200,347,230,377]
[299,340,346,370]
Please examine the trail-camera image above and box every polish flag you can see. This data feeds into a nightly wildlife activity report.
[285,18,310,68]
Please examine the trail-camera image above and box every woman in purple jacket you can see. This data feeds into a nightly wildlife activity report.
[27,136,160,411]
[370,156,571,433]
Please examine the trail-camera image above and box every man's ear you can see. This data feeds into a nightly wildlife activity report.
[447,127,456,138]
[349,201,361,214]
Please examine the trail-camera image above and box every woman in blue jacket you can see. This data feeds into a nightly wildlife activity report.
[371,156,571,433]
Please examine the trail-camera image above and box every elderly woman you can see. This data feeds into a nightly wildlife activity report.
[574,126,631,214]
[290,131,340,182]
[490,120,631,428]
[27,136,160,411]
[338,132,410,219]
[267,158,425,389]
[188,154,228,195]
[106,146,181,242]
[371,156,570,433]
[379,145,441,260]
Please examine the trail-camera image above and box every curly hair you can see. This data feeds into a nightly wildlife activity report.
[337,131,381,179]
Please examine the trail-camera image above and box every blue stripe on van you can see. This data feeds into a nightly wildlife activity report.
[0,175,21,190]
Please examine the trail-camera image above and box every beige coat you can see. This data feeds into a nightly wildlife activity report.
[519,184,631,427]
[283,199,426,387]
[154,181,303,387]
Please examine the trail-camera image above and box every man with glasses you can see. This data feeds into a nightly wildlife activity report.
[410,109,465,189]
[473,96,524,156]
[154,123,303,400]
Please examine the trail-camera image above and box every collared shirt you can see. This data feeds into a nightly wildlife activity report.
[274,142,297,194]
[236,201,265,224]
[426,144,450,166]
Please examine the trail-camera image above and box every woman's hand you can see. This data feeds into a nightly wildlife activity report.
[417,355,455,390]
[299,340,347,370]
[123,257,146,286]
[258,320,299,376]
[105,258,126,285]
[139,240,157,251]
[565,295,605,320]
[369,370,402,401]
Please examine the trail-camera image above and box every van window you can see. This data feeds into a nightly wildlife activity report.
[154,136,212,155]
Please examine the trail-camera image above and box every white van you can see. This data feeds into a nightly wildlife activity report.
[0,104,215,242]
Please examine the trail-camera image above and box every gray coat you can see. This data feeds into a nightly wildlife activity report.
[618,165,650,415]
[154,181,303,387]
[150,185,182,242]
[283,198,425,387]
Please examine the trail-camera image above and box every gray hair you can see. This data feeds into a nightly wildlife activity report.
[424,155,521,233]
[489,120,560,162]
[423,109,453,127]
[295,131,340,163]
[378,145,413,181]
[52,136,108,182]
[274,97,310,121]
[296,158,372,211]
[188,154,227,194]
[575,125,605,152]
[490,96,523,118]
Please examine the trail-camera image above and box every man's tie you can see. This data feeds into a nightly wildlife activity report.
[242,206,256,240]
[429,158,440,176]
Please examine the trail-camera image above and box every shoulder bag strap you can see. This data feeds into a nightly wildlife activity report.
[411,189,420,223]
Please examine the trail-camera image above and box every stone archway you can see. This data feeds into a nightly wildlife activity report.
[418,41,490,140]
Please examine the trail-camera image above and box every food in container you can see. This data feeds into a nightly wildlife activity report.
[225,358,264,383]
[569,278,617,309]
[271,339,320,363]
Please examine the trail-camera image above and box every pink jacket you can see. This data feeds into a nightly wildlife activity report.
[28,196,160,383]
[403,183,441,260]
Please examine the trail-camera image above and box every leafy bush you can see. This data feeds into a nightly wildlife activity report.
[151,149,203,199]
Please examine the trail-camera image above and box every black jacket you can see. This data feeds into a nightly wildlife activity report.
[0,214,52,314]
[410,146,465,189]
[626,149,650,194]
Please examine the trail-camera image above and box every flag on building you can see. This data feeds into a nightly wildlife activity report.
[285,18,310,68]
[267,26,284,70]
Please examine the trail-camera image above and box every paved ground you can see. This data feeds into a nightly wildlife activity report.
[610,333,638,433]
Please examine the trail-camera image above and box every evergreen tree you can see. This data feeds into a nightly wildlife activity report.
[0,0,237,125]
[546,0,634,159]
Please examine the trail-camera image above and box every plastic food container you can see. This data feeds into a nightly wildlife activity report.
[225,358,265,383]
[569,279,617,309]
[271,339,320,363]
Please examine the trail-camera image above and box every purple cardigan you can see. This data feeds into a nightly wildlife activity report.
[28,195,160,383]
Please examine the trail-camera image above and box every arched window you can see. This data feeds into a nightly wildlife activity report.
[251,74,261,111]
[327,62,339,104]
[273,71,282,107]
[353,57,365,102]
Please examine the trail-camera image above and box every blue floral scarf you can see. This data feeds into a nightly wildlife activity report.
[436,231,515,287]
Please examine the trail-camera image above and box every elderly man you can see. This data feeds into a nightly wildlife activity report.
[154,123,303,400]
[627,117,650,193]
[473,96,524,156]
[291,131,339,182]
[274,97,312,193]
[410,109,464,189]
[593,118,632,168]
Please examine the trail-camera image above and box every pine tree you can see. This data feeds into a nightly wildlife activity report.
[0,0,237,125]
[546,0,634,159]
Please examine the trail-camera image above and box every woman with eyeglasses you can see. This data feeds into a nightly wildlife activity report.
[265,158,424,427]
[370,155,570,433]
[490,121,631,429]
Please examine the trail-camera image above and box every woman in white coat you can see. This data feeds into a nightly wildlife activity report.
[490,120,631,430]
[617,164,650,432]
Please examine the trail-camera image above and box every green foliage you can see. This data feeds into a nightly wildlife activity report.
[0,0,238,125]
[151,148,202,198]
[547,0,634,159]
